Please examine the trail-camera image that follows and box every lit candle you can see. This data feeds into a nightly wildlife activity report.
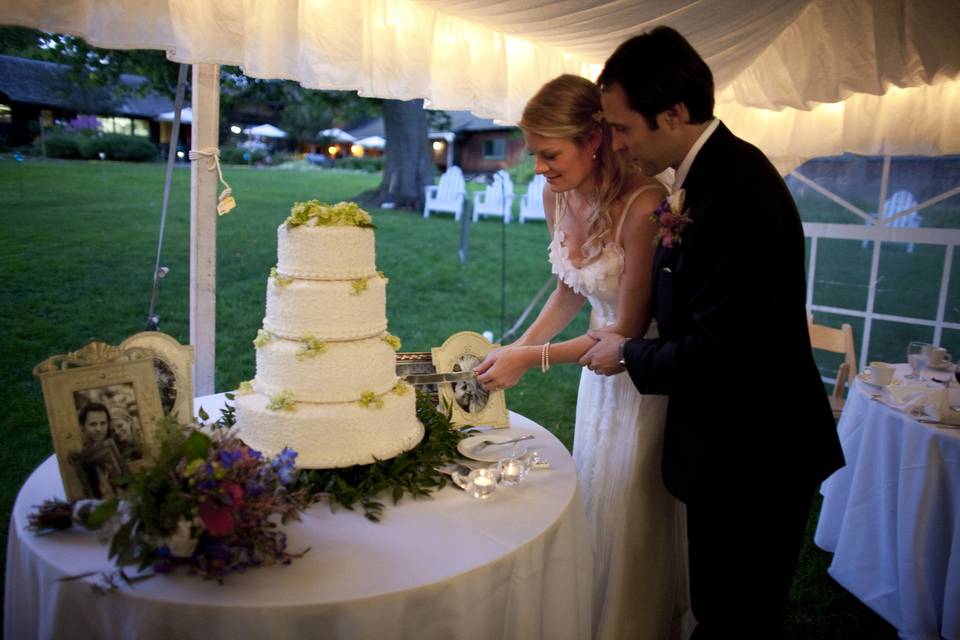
[499,460,524,486]
[467,468,498,500]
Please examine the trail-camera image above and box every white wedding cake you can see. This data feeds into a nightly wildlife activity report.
[235,201,424,468]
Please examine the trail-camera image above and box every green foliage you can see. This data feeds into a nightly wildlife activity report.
[40,132,83,159]
[506,154,536,188]
[334,156,385,172]
[297,392,467,521]
[220,145,267,165]
[80,134,158,162]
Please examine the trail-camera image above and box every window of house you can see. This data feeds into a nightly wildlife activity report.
[0,104,11,123]
[100,116,134,135]
[483,138,506,160]
[132,119,149,137]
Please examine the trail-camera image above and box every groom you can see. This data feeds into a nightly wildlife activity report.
[581,27,845,638]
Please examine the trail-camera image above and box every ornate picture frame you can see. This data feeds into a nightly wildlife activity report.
[120,331,195,424]
[432,331,509,429]
[33,342,165,501]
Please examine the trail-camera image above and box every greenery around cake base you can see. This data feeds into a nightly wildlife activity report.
[215,391,470,522]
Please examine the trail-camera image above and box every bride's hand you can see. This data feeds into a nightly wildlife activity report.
[474,346,530,391]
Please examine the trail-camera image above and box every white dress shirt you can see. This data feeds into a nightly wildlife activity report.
[672,118,720,190]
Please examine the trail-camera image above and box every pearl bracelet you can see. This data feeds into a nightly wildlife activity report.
[540,342,551,373]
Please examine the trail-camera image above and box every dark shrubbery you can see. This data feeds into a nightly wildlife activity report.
[38,131,157,162]
[219,145,267,165]
[80,134,158,162]
[335,156,384,172]
[41,133,83,159]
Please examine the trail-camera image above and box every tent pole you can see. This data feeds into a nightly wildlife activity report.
[190,63,221,396]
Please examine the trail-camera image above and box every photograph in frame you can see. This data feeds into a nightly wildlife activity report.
[33,341,165,501]
[432,331,509,429]
[120,331,195,425]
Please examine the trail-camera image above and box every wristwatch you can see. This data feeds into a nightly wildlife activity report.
[618,338,629,367]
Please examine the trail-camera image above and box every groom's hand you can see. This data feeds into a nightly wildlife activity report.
[580,330,626,376]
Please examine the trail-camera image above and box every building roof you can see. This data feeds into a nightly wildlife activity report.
[346,110,513,140]
[0,54,173,117]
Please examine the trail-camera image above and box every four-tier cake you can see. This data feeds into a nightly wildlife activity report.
[235,201,424,468]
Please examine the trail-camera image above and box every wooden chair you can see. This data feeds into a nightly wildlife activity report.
[423,166,466,220]
[519,174,547,223]
[808,315,858,419]
[472,170,514,223]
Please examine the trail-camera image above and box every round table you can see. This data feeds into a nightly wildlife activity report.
[5,396,592,640]
[815,364,960,640]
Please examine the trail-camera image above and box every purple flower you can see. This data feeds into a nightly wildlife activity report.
[219,449,243,468]
[271,448,299,485]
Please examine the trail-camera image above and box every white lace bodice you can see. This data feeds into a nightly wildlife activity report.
[548,185,663,328]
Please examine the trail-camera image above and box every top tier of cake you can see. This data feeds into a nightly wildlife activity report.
[275,200,377,280]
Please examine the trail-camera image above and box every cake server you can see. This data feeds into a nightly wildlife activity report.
[404,371,477,385]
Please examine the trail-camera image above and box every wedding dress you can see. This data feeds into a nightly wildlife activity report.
[550,187,690,640]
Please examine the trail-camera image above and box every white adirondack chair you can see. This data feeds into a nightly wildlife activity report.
[519,174,547,223]
[862,189,922,252]
[423,166,467,220]
[472,170,514,223]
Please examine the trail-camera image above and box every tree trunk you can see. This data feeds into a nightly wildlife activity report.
[377,99,434,210]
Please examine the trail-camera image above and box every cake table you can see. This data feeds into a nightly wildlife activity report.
[5,394,591,640]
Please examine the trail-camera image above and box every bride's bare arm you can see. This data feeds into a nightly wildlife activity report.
[475,185,662,389]
[607,187,663,338]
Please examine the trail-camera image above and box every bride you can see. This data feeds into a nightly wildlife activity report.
[474,74,690,639]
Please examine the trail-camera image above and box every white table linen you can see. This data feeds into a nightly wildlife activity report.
[5,395,592,640]
[815,364,960,640]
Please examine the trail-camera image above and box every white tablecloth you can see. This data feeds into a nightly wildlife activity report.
[5,396,592,640]
[815,364,960,640]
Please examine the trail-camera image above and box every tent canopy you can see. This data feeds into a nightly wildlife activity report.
[243,123,287,138]
[5,0,959,167]
[157,107,192,123]
[356,135,386,149]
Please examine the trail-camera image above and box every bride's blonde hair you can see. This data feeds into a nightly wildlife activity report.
[518,74,630,259]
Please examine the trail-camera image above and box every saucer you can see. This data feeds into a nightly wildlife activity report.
[457,434,528,463]
[927,361,955,371]
[858,371,900,389]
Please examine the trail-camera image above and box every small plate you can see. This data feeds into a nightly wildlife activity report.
[857,371,900,389]
[457,434,527,462]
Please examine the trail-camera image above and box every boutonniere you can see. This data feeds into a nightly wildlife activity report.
[650,189,692,248]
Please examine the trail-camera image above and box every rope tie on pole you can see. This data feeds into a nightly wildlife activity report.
[188,148,237,215]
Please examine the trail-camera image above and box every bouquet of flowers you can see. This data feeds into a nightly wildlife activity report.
[30,416,310,582]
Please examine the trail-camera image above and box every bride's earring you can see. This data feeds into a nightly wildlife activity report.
[592,150,599,161]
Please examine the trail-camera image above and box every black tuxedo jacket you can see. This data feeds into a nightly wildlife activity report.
[623,123,844,503]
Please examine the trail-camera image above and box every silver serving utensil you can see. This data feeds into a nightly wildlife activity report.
[470,434,534,454]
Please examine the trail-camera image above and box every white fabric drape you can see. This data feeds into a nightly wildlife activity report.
[3,0,959,164]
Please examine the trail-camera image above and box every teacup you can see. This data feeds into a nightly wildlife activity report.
[867,361,895,386]
[923,345,952,367]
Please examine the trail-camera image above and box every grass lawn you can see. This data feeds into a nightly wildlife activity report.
[0,158,902,637]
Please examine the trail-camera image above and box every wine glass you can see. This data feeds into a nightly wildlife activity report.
[906,341,928,381]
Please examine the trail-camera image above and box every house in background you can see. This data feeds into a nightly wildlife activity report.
[346,111,523,173]
[0,54,173,148]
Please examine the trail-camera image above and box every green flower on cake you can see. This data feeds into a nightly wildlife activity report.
[237,380,254,395]
[270,267,293,288]
[296,335,327,360]
[377,271,386,279]
[285,200,375,228]
[268,390,296,411]
[357,391,384,409]
[382,333,402,351]
[351,278,369,295]
[253,329,274,348]
[392,381,412,396]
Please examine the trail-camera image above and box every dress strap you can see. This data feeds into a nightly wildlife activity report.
[614,183,667,244]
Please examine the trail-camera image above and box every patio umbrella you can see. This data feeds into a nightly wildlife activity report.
[242,123,287,138]
[320,128,357,143]
[356,135,386,149]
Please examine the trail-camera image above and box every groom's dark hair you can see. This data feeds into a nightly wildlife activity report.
[598,26,714,130]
